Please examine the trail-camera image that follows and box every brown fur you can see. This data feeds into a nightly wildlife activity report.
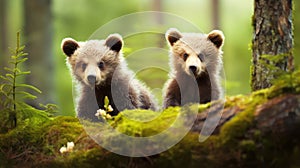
[163,28,224,108]
[61,34,157,121]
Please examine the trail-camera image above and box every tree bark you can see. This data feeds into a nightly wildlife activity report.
[153,0,163,25]
[153,0,165,48]
[251,0,294,91]
[23,0,54,106]
[191,94,300,135]
[211,0,220,30]
[0,0,8,73]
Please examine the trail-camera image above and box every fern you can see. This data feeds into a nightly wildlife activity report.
[0,32,52,131]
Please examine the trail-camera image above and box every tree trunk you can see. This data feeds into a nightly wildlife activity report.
[191,94,300,135]
[0,0,8,113]
[211,0,220,30]
[23,0,54,106]
[0,0,8,73]
[153,0,163,25]
[153,0,165,48]
[251,0,294,91]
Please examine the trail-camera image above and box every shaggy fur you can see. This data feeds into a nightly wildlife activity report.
[61,34,157,121]
[163,28,224,108]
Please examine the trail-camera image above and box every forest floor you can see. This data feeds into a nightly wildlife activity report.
[1,70,300,168]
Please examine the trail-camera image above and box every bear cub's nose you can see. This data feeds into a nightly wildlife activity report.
[87,75,96,84]
[189,66,197,74]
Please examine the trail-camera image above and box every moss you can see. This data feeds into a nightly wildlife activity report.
[112,108,179,137]
[217,88,268,147]
[219,107,254,147]
[41,116,84,156]
[239,140,256,152]
[110,105,200,137]
[53,148,109,167]
[224,94,248,108]
[153,134,194,168]
[266,69,300,99]
[198,102,211,112]
[1,70,300,167]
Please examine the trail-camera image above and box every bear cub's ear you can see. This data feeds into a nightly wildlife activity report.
[207,30,225,49]
[105,34,123,52]
[61,38,79,57]
[166,28,182,46]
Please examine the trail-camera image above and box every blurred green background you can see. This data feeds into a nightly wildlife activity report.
[1,0,299,116]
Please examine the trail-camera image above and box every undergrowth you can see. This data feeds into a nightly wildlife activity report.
[0,32,57,133]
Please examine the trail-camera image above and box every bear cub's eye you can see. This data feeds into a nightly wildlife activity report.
[98,62,104,69]
[183,53,189,60]
[198,53,205,62]
[82,63,87,70]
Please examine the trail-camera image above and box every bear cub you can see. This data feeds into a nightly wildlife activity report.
[61,34,157,121]
[163,28,224,108]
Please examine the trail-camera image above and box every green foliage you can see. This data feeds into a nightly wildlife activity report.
[0,32,54,132]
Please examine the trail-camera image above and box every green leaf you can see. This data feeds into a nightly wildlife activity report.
[18,45,26,52]
[16,71,31,76]
[3,67,14,73]
[104,96,109,109]
[15,84,42,93]
[21,94,37,100]
[5,74,14,79]
[19,103,51,119]
[16,57,28,64]
[15,91,37,100]
[0,76,13,83]
[14,68,21,73]
[20,52,28,57]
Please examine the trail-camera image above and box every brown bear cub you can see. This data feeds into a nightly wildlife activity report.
[163,28,224,108]
[61,34,157,121]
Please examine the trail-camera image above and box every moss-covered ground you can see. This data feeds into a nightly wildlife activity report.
[1,71,300,167]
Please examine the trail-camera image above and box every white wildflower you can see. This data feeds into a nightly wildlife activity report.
[67,142,75,151]
[95,109,106,117]
[60,142,75,154]
[106,114,112,119]
[107,105,114,112]
[59,146,67,154]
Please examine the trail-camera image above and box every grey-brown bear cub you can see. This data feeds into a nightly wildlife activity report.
[61,34,157,121]
[163,28,224,108]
